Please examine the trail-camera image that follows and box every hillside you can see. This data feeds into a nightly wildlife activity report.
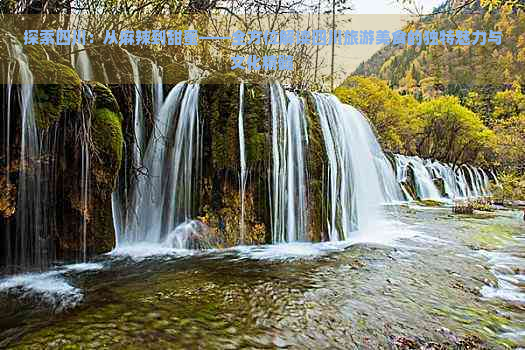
[351,2,525,100]
[336,1,525,174]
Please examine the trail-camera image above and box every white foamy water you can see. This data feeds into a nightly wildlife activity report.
[479,250,525,304]
[62,262,104,272]
[0,271,82,311]
[0,263,103,311]
[234,219,422,261]
[109,243,195,262]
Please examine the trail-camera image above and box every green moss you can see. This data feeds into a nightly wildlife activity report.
[25,45,81,128]
[59,65,82,111]
[417,199,443,207]
[92,108,123,162]
[200,76,240,170]
[196,79,271,244]
[164,63,188,84]
[91,107,123,189]
[305,92,329,241]
[92,82,119,113]
[34,85,64,128]
[244,83,268,165]
[468,224,516,250]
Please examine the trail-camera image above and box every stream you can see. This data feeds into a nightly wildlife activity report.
[0,205,524,349]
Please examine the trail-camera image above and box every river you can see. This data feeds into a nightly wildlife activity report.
[1,205,523,349]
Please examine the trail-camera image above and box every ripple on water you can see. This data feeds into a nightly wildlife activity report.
[479,250,525,304]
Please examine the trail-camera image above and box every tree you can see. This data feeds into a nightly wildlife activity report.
[492,82,525,121]
[490,171,525,202]
[416,96,495,166]
[335,76,422,154]
[493,113,525,171]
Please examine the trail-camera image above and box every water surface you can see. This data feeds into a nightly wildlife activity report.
[1,206,524,349]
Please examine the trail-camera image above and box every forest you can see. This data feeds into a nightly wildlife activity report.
[347,1,525,202]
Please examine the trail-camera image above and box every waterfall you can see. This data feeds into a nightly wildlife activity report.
[2,35,16,267]
[152,61,164,117]
[118,82,202,246]
[112,56,165,247]
[392,154,492,201]
[490,169,500,186]
[313,93,395,240]
[122,82,187,243]
[71,43,93,81]
[427,160,460,198]
[285,91,309,242]
[80,101,91,262]
[455,166,472,198]
[481,169,490,195]
[395,155,442,200]
[238,82,247,243]
[6,34,50,269]
[463,165,480,197]
[269,83,310,243]
[104,79,495,251]
[126,51,145,167]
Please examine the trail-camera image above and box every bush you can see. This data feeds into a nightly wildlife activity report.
[490,172,525,202]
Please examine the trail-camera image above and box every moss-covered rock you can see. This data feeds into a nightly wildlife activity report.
[200,74,241,171]
[244,83,269,166]
[403,164,419,200]
[196,77,270,245]
[24,45,81,128]
[163,63,188,85]
[305,92,329,242]
[91,107,123,189]
[92,82,120,113]
[81,83,124,253]
[418,199,443,207]
[433,177,447,197]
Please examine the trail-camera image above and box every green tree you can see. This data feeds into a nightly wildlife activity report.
[492,82,525,121]
[335,76,422,154]
[416,96,495,166]
[493,113,525,171]
[490,172,525,202]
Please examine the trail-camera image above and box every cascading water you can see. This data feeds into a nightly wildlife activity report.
[2,34,16,267]
[121,82,186,243]
[238,82,247,243]
[396,155,442,200]
[313,93,398,241]
[152,61,164,117]
[118,83,202,247]
[6,34,50,269]
[108,78,496,253]
[455,166,472,198]
[269,83,310,243]
[393,154,492,201]
[490,169,500,186]
[112,55,165,246]
[426,160,460,198]
[463,164,482,197]
[71,43,93,81]
[79,86,92,262]
[126,51,145,167]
